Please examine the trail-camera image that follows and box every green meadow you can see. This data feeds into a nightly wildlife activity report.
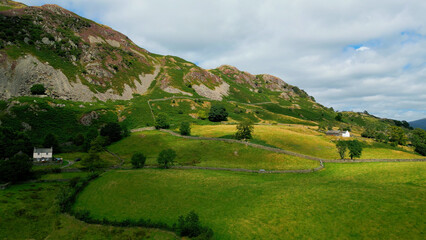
[107,130,319,170]
[0,182,177,240]
[74,162,426,239]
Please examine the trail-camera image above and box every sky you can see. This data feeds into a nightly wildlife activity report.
[21,0,426,121]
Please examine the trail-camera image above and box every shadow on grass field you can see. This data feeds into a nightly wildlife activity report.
[74,162,426,240]
[0,182,177,240]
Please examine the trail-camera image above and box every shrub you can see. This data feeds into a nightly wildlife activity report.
[155,113,170,129]
[157,149,176,169]
[175,211,213,239]
[235,121,254,140]
[30,84,45,95]
[131,152,146,168]
[208,104,228,122]
[100,122,122,143]
[180,122,191,136]
[197,110,208,120]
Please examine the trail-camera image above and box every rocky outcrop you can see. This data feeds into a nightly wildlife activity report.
[192,82,230,101]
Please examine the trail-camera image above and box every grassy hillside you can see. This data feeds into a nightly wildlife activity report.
[191,125,423,159]
[0,181,177,240]
[107,131,319,170]
[74,162,426,239]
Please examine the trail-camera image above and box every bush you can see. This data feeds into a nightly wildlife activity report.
[100,122,122,143]
[131,152,146,168]
[235,121,254,140]
[30,84,45,95]
[414,143,426,156]
[157,149,176,169]
[180,122,191,136]
[155,113,170,129]
[197,110,208,120]
[175,211,213,239]
[208,104,228,122]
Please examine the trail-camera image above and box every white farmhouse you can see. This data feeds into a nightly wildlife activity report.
[341,131,350,138]
[33,147,53,162]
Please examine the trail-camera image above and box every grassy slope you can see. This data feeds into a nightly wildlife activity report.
[0,182,176,240]
[107,131,319,170]
[191,125,423,159]
[75,162,426,240]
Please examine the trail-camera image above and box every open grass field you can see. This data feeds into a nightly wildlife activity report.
[0,182,177,240]
[107,131,319,170]
[191,124,424,159]
[74,162,426,239]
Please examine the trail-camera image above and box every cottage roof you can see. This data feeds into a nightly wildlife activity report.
[34,147,53,154]
[326,130,341,134]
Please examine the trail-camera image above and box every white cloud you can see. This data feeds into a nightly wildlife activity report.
[20,0,426,121]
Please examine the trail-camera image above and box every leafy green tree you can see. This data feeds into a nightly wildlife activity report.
[81,147,105,171]
[335,112,343,122]
[100,122,122,143]
[208,104,228,122]
[155,113,170,129]
[84,128,98,152]
[0,127,32,159]
[390,126,407,145]
[336,141,347,159]
[347,140,363,159]
[0,152,32,183]
[235,121,254,140]
[89,136,107,153]
[410,128,426,156]
[180,121,191,136]
[175,211,213,239]
[43,133,60,153]
[131,152,146,168]
[30,84,45,95]
[157,149,176,169]
[73,133,85,146]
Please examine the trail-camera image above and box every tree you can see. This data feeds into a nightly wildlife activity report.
[89,136,107,153]
[180,122,191,136]
[346,140,363,159]
[84,128,98,152]
[0,127,32,159]
[390,126,407,145]
[73,133,85,146]
[81,147,105,171]
[410,128,426,156]
[0,152,32,183]
[157,149,176,169]
[131,152,146,168]
[100,122,122,143]
[336,141,347,159]
[335,112,343,122]
[30,84,45,95]
[155,113,170,129]
[208,104,228,122]
[235,121,254,140]
[43,133,60,153]
[175,211,213,239]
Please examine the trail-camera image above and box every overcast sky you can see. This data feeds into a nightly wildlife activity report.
[22,0,426,121]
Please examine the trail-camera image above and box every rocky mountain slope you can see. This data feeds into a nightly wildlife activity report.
[0,0,314,105]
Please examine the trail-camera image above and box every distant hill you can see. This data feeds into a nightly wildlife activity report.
[409,118,426,130]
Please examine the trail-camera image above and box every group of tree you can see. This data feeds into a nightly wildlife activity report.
[410,128,426,156]
[174,211,214,239]
[335,140,363,159]
[130,149,177,169]
[0,127,33,183]
[30,84,45,95]
[208,104,228,122]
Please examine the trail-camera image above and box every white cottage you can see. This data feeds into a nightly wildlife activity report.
[33,147,53,162]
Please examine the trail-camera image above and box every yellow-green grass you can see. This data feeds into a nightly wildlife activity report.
[107,131,319,170]
[191,124,423,159]
[0,182,177,240]
[74,162,426,239]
